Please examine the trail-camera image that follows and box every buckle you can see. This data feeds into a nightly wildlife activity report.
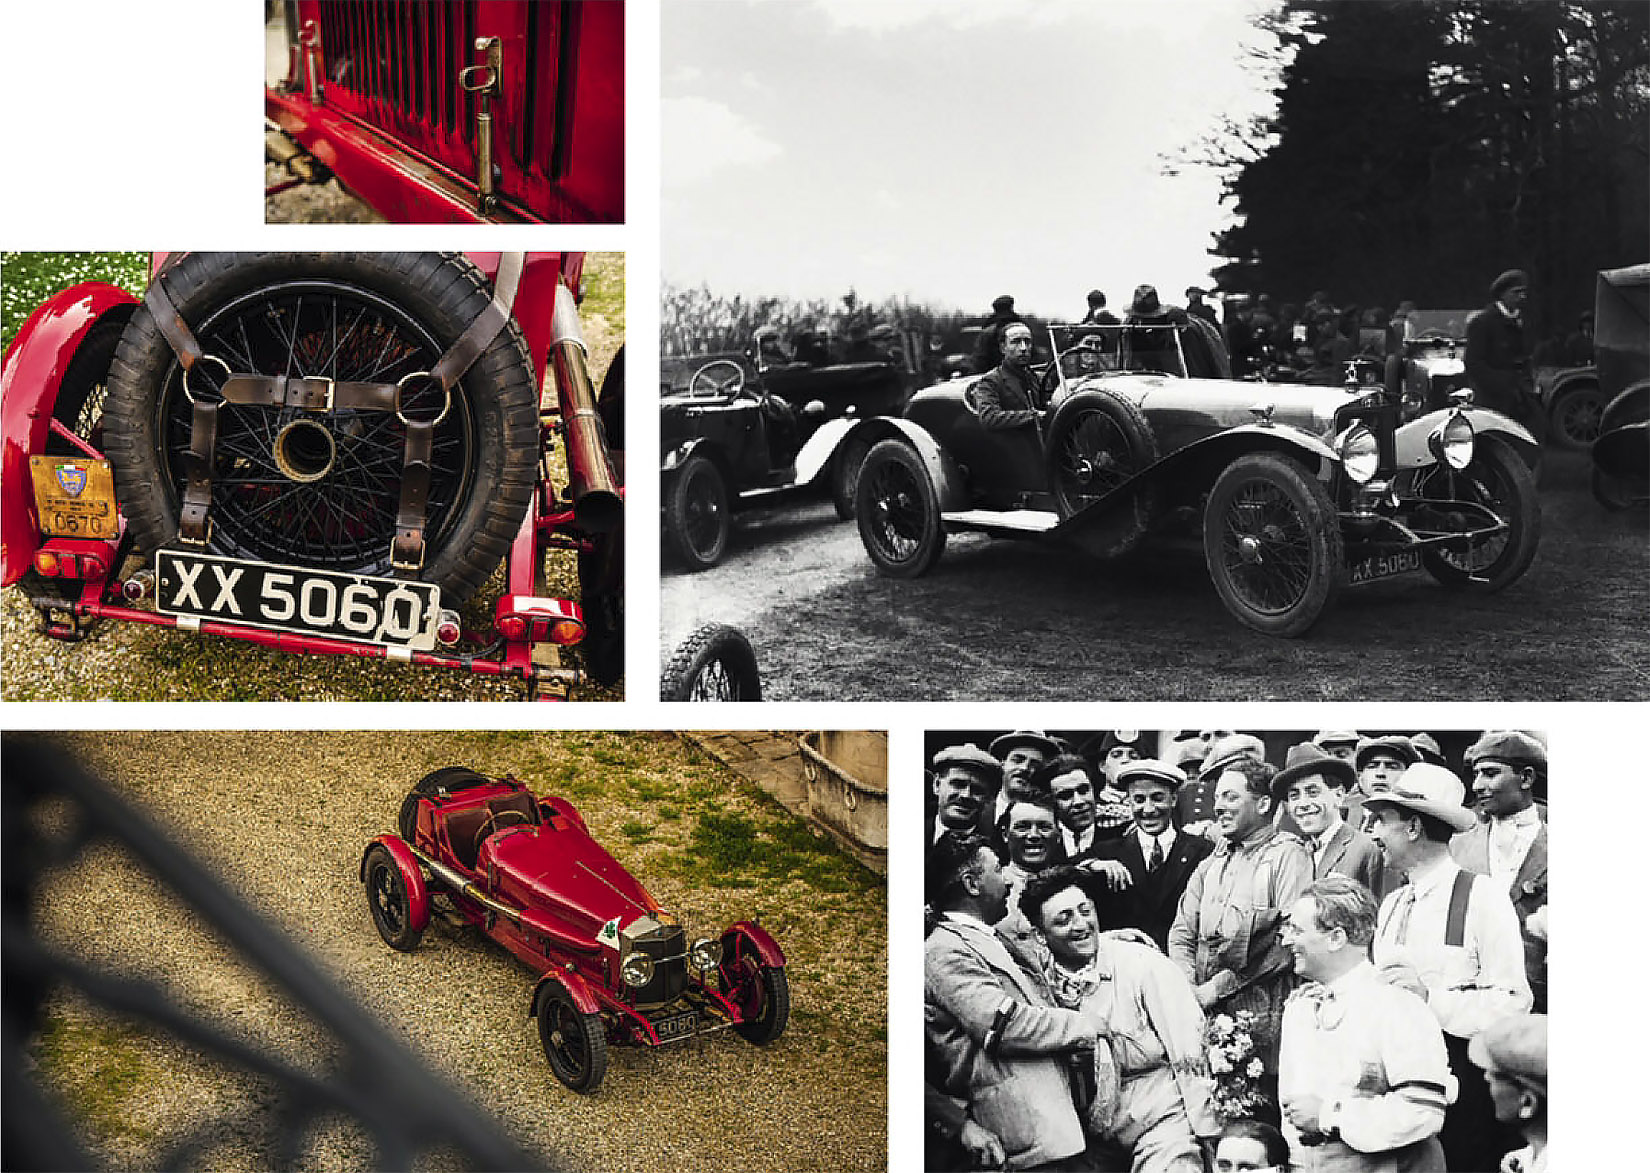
[177,517,214,548]
[302,375,335,412]
[391,536,426,572]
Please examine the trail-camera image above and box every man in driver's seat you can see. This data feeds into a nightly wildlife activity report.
[972,322,1042,433]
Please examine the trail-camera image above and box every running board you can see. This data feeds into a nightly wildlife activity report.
[942,509,1060,535]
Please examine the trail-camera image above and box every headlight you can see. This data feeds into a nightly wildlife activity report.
[690,937,723,970]
[1431,413,1474,470]
[1339,425,1379,485]
[620,951,655,988]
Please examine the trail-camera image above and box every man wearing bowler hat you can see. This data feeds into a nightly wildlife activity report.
[1365,763,1530,1172]
[931,743,1003,845]
[1450,732,1549,1012]
[1273,742,1384,895]
[1086,758,1215,951]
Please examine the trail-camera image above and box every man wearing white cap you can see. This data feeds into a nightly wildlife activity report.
[1450,732,1548,1013]
[990,729,1062,820]
[1175,732,1265,833]
[1087,758,1214,951]
[1365,763,1530,1173]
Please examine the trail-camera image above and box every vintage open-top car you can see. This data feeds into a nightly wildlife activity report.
[1384,309,1472,418]
[660,330,919,569]
[361,767,789,1092]
[2,251,624,698]
[843,320,1541,637]
[265,0,623,224]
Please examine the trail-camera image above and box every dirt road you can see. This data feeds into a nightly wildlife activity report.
[660,450,1648,701]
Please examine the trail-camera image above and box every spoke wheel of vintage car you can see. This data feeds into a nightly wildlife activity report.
[46,313,127,455]
[660,623,762,701]
[535,985,608,1094]
[363,844,424,952]
[1547,383,1605,451]
[721,942,790,1045]
[578,347,626,685]
[1046,388,1161,558]
[1203,453,1344,637]
[830,437,871,521]
[103,253,538,602]
[398,766,493,842]
[1410,436,1540,592]
[665,454,730,570]
[856,439,946,577]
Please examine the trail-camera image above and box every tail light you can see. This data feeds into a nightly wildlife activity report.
[494,595,585,646]
[435,609,463,646]
[34,552,64,578]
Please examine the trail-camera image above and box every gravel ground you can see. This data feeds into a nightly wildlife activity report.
[21,730,887,1173]
[2,254,625,703]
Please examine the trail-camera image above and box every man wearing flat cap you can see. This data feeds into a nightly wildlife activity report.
[1365,763,1530,1172]
[1176,732,1266,833]
[1465,269,1542,435]
[930,743,1003,845]
[1346,735,1418,833]
[1451,731,1548,1012]
[1085,758,1214,951]
[1469,1014,1547,1173]
[1273,743,1384,896]
[1312,729,1362,764]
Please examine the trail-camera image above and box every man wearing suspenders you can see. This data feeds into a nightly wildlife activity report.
[1362,764,1532,1173]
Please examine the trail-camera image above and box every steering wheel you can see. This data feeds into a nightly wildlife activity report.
[689,359,747,399]
[1035,362,1063,406]
[473,808,533,857]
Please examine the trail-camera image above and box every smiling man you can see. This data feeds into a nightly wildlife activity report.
[990,729,1062,818]
[929,743,1002,845]
[1272,742,1382,893]
[1277,876,1454,1171]
[999,797,1062,905]
[1449,731,1548,1013]
[1169,757,1311,1116]
[1085,759,1214,951]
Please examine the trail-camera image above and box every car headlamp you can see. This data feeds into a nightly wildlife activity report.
[689,937,723,971]
[620,951,655,988]
[1430,413,1475,470]
[1339,425,1380,485]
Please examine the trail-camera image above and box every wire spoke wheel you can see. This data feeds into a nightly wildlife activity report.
[536,986,607,1093]
[362,844,422,952]
[1219,483,1316,612]
[1410,435,1539,591]
[855,439,944,576]
[1044,388,1159,557]
[660,623,761,701]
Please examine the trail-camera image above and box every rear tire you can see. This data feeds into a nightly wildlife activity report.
[103,252,538,602]
[398,766,492,842]
[1203,452,1343,637]
[855,439,945,577]
[661,623,762,701]
[665,454,729,570]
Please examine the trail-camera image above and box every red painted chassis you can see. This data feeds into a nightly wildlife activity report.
[1,252,622,700]
[361,769,788,1092]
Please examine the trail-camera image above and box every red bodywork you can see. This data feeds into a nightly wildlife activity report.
[266,1,623,224]
[379,775,786,1049]
[1,251,617,699]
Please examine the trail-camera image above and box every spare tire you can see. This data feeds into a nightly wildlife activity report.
[103,252,539,603]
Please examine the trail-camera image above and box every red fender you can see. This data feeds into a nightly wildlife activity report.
[529,965,603,1018]
[1,283,138,587]
[360,834,430,933]
[721,920,787,969]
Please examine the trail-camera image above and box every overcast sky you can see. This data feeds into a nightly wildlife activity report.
[662,0,1286,320]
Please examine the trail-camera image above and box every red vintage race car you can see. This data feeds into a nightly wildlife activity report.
[2,251,624,699]
[362,767,789,1092]
[266,0,623,224]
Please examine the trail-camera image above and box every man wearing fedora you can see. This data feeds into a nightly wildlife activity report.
[990,729,1062,820]
[1086,759,1214,952]
[1122,284,1188,374]
[1450,732,1549,1013]
[930,743,1003,845]
[1273,742,1384,897]
[1365,763,1531,1173]
[925,833,1098,1171]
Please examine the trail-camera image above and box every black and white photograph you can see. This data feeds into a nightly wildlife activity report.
[659,0,1648,702]
[923,726,1549,1172]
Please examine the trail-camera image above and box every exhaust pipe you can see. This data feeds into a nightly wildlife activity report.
[550,283,623,534]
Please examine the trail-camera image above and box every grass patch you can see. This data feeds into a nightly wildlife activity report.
[32,1012,164,1147]
[1,253,149,350]
[667,808,873,893]
[618,819,653,843]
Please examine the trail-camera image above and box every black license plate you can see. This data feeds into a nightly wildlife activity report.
[1348,548,1423,585]
[155,550,441,650]
[653,1009,698,1042]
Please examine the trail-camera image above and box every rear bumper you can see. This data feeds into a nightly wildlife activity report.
[266,87,542,224]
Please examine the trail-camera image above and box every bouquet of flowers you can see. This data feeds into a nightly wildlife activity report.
[1204,1010,1270,1122]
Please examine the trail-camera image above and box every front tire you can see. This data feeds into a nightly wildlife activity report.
[1203,453,1343,637]
[363,844,423,953]
[855,439,945,577]
[665,454,730,570]
[102,252,538,602]
[721,942,790,1045]
[1412,435,1540,592]
[660,623,761,701]
[536,985,608,1094]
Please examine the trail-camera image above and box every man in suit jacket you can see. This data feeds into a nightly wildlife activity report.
[1084,759,1214,952]
[1464,269,1532,420]
[1271,742,1387,897]
[1450,732,1549,1013]
[925,833,1096,1171]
